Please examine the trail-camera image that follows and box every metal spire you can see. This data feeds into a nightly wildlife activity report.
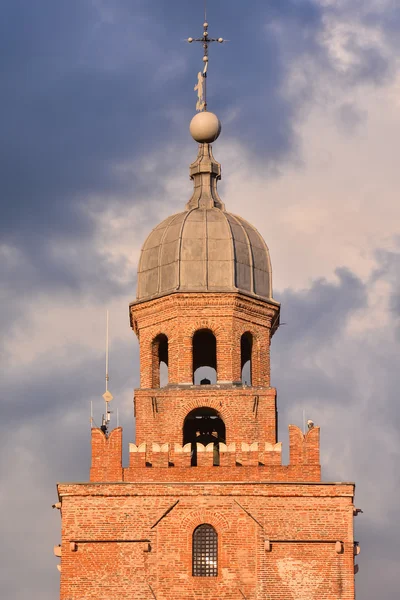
[186,7,225,112]
[101,309,113,434]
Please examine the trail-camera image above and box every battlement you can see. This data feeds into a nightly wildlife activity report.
[128,440,283,468]
[90,427,123,482]
[90,425,320,483]
[289,423,320,465]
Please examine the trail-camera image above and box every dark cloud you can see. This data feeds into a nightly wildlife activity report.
[0,0,300,333]
[273,257,400,422]
[346,43,392,86]
[1,0,398,311]
[275,268,366,344]
[2,2,400,598]
[1,336,138,430]
[373,247,400,339]
[0,0,325,243]
[271,252,400,600]
[361,4,400,51]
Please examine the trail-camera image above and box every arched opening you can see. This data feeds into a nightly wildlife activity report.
[183,407,226,466]
[193,329,217,384]
[241,332,253,385]
[152,334,168,388]
[192,524,218,577]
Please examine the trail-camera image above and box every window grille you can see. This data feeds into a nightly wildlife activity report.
[192,524,218,577]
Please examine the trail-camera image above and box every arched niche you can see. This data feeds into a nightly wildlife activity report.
[193,329,217,384]
[241,332,253,385]
[183,407,226,466]
[152,333,168,388]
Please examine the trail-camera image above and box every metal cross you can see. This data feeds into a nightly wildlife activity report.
[186,20,225,111]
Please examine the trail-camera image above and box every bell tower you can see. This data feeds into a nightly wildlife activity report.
[55,15,359,600]
[129,136,280,464]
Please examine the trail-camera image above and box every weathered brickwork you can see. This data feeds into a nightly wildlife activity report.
[58,483,356,600]
[55,230,358,596]
[130,292,280,389]
[134,385,278,446]
[90,427,123,482]
[87,423,321,483]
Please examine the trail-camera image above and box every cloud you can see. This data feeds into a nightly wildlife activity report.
[2,0,399,307]
[335,102,367,134]
[272,249,400,599]
[2,1,400,598]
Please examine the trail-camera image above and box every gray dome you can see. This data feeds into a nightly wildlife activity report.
[135,142,273,303]
[136,208,272,301]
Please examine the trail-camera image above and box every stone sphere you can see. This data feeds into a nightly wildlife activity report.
[189,112,221,144]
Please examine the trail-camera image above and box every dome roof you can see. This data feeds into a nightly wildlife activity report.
[135,142,274,303]
[137,208,272,301]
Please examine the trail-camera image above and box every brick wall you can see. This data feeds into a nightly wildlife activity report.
[90,427,123,482]
[134,386,278,447]
[130,292,279,389]
[58,482,356,600]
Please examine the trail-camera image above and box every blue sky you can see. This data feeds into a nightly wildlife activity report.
[1,1,400,598]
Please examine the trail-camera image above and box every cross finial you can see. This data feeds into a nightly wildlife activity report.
[186,15,225,111]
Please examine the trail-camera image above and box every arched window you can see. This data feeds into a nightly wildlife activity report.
[193,329,217,384]
[192,524,218,577]
[241,332,253,385]
[152,334,168,388]
[183,407,226,466]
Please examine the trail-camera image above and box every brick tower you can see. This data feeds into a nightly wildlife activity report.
[55,26,359,600]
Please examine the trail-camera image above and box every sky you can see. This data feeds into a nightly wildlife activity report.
[1,0,399,597]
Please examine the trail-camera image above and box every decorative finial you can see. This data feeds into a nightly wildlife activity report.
[190,112,221,143]
[185,5,225,211]
[186,10,225,113]
[186,143,225,211]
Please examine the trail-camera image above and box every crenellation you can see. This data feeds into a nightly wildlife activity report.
[92,427,318,480]
[260,441,282,466]
[171,443,192,468]
[196,442,214,467]
[90,427,123,482]
[289,424,321,466]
